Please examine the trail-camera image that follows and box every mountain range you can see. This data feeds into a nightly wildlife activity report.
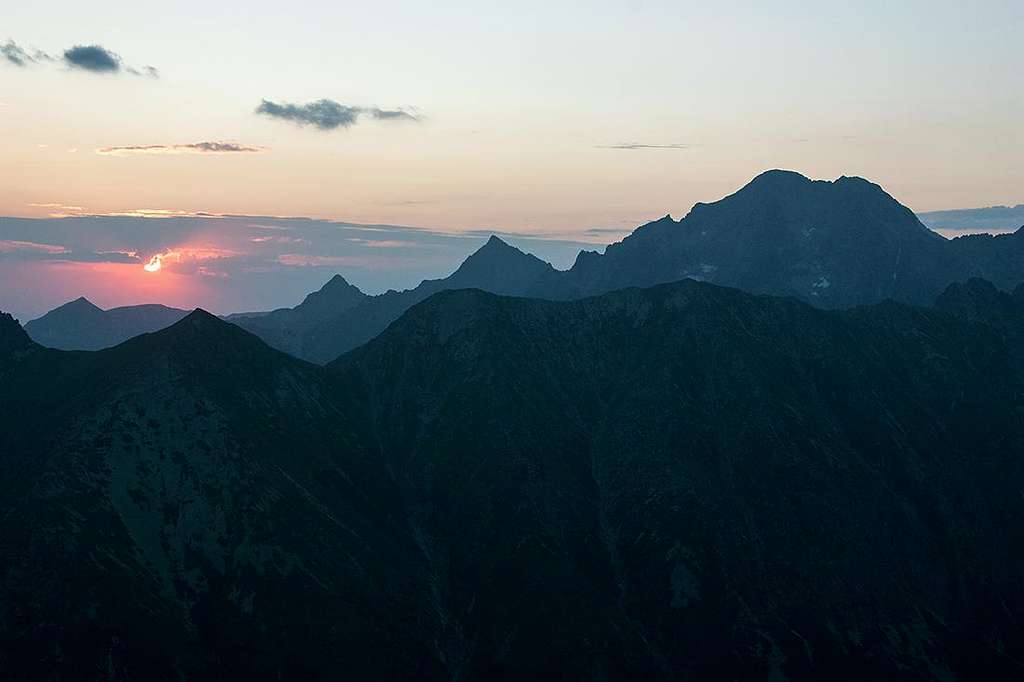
[3,276,1024,680]
[22,171,1024,365]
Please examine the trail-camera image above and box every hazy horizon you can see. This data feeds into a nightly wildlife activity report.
[2,180,1022,322]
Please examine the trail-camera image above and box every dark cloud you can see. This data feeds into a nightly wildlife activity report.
[97,142,263,155]
[1,40,51,67]
[63,45,122,73]
[596,143,692,150]
[256,99,419,130]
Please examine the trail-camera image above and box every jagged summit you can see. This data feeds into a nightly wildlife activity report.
[0,311,34,355]
[934,278,1023,320]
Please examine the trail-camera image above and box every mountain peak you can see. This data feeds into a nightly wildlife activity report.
[474,235,517,255]
[294,274,367,318]
[138,307,271,358]
[744,169,813,190]
[459,236,549,269]
[439,236,555,296]
[323,273,352,288]
[57,296,103,314]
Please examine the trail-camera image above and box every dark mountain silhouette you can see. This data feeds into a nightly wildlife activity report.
[234,172,1022,364]
[0,312,33,355]
[935,277,1024,321]
[24,297,189,350]
[232,235,557,363]
[534,170,1024,306]
[3,278,1024,679]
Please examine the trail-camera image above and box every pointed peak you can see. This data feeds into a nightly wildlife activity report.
[60,296,102,312]
[323,273,352,288]
[479,235,513,251]
[462,236,525,263]
[182,307,219,323]
[162,308,234,335]
[291,274,367,318]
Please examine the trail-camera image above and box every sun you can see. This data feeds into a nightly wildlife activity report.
[143,254,162,272]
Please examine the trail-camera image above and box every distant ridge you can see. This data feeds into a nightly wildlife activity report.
[24,297,189,350]
[231,235,557,363]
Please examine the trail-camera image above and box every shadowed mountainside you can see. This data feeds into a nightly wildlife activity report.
[2,277,1024,679]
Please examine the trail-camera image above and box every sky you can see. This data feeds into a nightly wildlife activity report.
[1,0,1022,320]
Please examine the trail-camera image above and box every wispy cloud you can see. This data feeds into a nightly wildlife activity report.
[595,143,692,150]
[28,202,84,211]
[97,142,264,156]
[89,209,212,218]
[277,253,365,267]
[127,65,159,79]
[0,239,69,255]
[347,238,418,248]
[28,202,85,217]
[255,98,419,131]
[1,40,52,67]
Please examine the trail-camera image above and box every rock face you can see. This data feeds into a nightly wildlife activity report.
[2,279,1024,680]
[534,170,1024,307]
[24,297,189,350]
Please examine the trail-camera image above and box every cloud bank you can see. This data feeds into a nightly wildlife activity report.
[256,99,418,130]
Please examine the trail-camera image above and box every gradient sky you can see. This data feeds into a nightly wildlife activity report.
[1,0,1022,319]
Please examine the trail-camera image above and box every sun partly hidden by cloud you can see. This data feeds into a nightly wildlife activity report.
[143,253,163,272]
